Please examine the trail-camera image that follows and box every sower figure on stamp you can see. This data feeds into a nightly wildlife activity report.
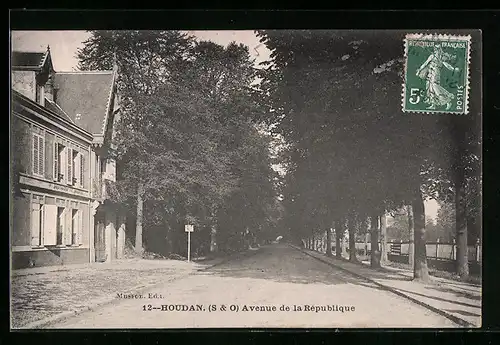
[416,44,459,110]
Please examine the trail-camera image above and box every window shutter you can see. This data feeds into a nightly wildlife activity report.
[53,142,59,181]
[42,204,58,245]
[60,147,67,181]
[67,147,73,185]
[32,135,39,175]
[80,154,85,188]
[31,203,41,246]
[39,136,45,176]
[63,208,72,245]
[78,209,83,245]
[71,210,78,245]
[74,152,80,186]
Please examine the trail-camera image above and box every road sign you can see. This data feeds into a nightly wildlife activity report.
[185,225,194,262]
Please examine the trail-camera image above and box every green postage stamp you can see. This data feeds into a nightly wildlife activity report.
[402,33,471,114]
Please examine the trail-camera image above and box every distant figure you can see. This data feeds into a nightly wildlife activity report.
[416,44,459,110]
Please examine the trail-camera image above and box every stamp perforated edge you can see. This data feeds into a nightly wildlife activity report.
[401,33,472,115]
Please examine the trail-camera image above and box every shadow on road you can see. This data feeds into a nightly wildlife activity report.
[196,244,394,291]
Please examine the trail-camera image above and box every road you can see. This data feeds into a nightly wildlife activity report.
[51,243,457,328]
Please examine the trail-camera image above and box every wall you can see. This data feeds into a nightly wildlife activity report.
[11,116,32,175]
[12,193,31,246]
[12,110,91,191]
[12,248,89,269]
[12,71,36,100]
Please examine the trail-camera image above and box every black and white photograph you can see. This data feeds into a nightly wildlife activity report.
[10,29,482,329]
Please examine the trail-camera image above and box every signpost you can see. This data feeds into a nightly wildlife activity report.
[185,224,194,262]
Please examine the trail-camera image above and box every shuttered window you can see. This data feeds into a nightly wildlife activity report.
[78,209,83,245]
[66,147,73,185]
[80,154,85,188]
[63,208,72,245]
[31,203,41,246]
[53,142,59,181]
[32,134,45,177]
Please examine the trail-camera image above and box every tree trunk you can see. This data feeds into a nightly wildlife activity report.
[455,171,469,279]
[135,182,144,255]
[210,225,218,253]
[407,204,415,269]
[380,213,388,263]
[412,186,430,282]
[348,212,357,262]
[117,213,126,259]
[364,232,369,257]
[335,218,343,259]
[326,226,332,257]
[370,214,381,268]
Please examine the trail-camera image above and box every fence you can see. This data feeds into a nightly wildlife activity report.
[302,238,482,263]
[387,240,482,262]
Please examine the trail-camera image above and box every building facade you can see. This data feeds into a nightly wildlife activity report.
[11,47,126,269]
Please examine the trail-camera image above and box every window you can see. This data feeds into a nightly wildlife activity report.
[43,205,83,246]
[54,142,66,183]
[66,147,73,185]
[32,133,45,177]
[72,209,78,244]
[39,199,83,247]
[57,207,64,245]
[80,154,85,188]
[31,202,43,246]
[36,85,45,106]
[54,143,85,187]
[72,150,84,187]
[70,209,83,245]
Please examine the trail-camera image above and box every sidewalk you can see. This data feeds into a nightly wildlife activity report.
[291,245,481,328]
[11,249,259,329]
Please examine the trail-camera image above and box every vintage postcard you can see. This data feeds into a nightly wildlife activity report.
[10,29,482,329]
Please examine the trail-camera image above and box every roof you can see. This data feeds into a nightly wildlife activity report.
[12,50,52,71]
[54,71,115,135]
[44,98,74,124]
[12,89,93,140]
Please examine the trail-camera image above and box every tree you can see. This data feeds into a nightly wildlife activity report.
[77,30,194,253]
[78,32,280,256]
[256,30,462,282]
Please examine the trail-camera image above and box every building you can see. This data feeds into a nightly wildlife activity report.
[10,46,126,269]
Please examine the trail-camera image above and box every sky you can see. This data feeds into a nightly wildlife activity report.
[10,30,440,220]
[10,30,270,71]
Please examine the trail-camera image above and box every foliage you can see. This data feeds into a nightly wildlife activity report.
[77,31,281,255]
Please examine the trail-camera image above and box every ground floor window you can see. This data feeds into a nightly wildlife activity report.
[57,206,64,245]
[30,202,43,246]
[30,196,85,248]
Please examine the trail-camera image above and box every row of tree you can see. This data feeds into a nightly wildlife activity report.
[76,31,281,257]
[255,30,481,281]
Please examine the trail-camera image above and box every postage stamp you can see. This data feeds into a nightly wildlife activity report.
[402,33,471,114]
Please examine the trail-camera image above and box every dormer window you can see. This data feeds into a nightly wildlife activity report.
[36,84,45,106]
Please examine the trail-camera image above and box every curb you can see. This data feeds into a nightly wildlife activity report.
[289,244,476,328]
[19,248,262,329]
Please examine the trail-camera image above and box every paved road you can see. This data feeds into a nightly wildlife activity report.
[51,244,457,328]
